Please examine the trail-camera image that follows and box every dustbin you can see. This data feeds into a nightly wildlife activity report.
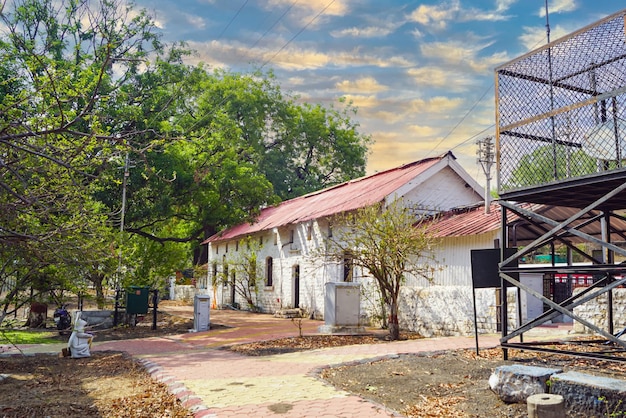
[126,286,150,314]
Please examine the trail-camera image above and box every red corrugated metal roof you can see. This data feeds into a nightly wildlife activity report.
[204,153,451,243]
[426,202,505,237]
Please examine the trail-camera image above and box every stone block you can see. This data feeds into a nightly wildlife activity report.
[550,371,626,416]
[489,364,562,403]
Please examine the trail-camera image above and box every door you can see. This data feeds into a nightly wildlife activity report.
[293,265,300,308]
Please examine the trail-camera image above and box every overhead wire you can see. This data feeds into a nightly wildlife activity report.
[430,29,553,159]
[216,0,250,40]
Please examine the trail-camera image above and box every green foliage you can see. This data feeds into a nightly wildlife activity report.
[0,0,372,319]
[509,144,597,188]
[0,0,177,319]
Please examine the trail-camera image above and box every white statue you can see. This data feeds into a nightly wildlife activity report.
[67,312,93,358]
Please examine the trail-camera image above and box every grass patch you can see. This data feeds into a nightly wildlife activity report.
[0,329,60,344]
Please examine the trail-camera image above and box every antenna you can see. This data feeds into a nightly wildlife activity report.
[545,0,551,43]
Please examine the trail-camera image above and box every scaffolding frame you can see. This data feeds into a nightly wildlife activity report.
[495,9,626,361]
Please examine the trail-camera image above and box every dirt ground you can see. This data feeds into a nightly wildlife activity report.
[1,305,626,417]
[318,347,626,418]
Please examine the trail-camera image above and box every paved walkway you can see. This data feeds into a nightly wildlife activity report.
[4,307,506,417]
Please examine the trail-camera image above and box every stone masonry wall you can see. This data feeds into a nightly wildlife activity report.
[572,288,626,334]
[396,286,518,337]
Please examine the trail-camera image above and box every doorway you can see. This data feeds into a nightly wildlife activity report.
[293,265,300,308]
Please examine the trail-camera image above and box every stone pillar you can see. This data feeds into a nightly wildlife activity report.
[527,394,565,418]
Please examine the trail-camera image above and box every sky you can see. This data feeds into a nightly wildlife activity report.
[133,0,626,184]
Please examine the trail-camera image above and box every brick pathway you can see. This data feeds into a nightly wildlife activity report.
[90,309,501,417]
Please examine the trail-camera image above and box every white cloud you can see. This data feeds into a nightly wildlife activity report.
[336,77,388,94]
[331,26,394,38]
[408,1,459,30]
[184,14,206,30]
[410,96,464,113]
[495,0,518,12]
[408,124,439,137]
[518,24,572,51]
[341,94,379,109]
[407,0,514,30]
[539,0,578,17]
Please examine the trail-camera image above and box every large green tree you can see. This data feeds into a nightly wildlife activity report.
[0,0,187,317]
[0,0,372,313]
[106,68,372,274]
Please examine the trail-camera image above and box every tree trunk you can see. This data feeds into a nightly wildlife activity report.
[388,300,400,340]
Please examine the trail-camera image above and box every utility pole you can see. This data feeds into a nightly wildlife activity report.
[477,136,495,214]
[117,152,130,290]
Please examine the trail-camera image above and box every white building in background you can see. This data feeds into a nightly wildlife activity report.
[203,151,499,335]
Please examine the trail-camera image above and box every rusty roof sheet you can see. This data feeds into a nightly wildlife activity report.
[426,202,504,238]
[427,201,626,245]
[204,153,450,243]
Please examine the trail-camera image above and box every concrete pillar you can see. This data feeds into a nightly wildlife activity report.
[527,394,565,418]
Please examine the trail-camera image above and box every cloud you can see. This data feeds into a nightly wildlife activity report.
[367,130,447,173]
[264,0,349,28]
[407,124,439,137]
[184,13,206,30]
[410,96,464,113]
[331,26,394,38]
[418,38,510,74]
[341,94,380,109]
[539,0,578,17]
[336,77,388,94]
[407,67,477,92]
[407,0,514,30]
[408,1,460,30]
[495,0,518,12]
[518,24,573,51]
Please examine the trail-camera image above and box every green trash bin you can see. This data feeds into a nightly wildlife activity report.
[126,286,150,314]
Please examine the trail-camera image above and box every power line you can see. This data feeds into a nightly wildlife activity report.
[250,0,300,50]
[216,0,250,40]
[261,0,336,69]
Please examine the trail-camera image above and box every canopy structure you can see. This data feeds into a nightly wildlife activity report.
[495,9,626,362]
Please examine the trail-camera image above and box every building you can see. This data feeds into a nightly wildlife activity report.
[203,151,485,331]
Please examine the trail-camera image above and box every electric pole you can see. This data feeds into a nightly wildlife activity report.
[477,136,495,214]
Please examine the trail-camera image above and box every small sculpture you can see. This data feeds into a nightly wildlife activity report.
[66,312,93,358]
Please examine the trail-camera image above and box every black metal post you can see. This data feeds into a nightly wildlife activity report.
[113,288,120,327]
[151,289,158,330]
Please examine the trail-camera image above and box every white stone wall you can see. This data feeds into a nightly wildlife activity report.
[390,285,519,337]
[572,288,626,334]
[208,218,343,318]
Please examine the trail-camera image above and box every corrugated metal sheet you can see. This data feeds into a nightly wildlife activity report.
[427,201,626,245]
[204,153,451,243]
[427,202,503,238]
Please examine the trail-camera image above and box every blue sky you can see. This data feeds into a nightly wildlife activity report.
[134,0,625,183]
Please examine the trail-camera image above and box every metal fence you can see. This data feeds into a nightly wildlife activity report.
[495,9,626,193]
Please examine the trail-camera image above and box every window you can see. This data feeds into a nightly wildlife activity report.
[307,224,312,240]
[235,240,239,251]
[212,262,218,283]
[343,252,353,282]
[289,230,295,243]
[328,223,333,238]
[265,257,273,287]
